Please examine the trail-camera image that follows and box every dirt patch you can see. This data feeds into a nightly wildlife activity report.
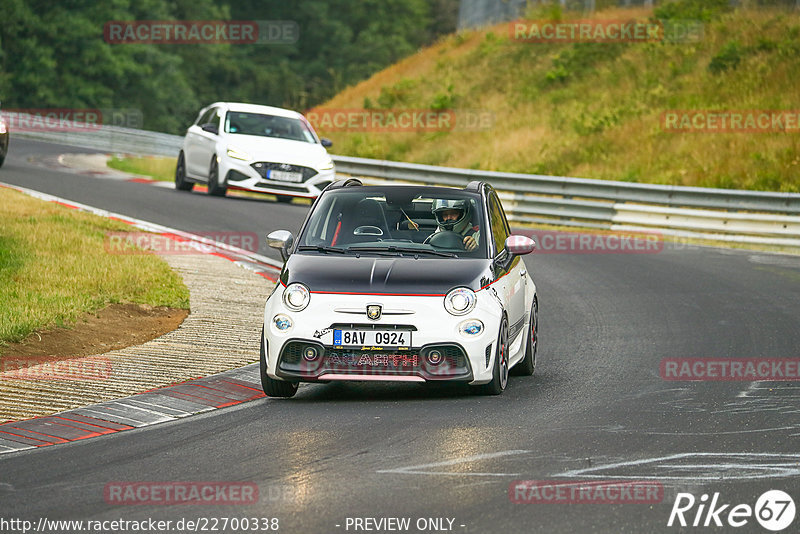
[0,303,188,361]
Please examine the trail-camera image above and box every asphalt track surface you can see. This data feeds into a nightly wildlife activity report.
[1,139,800,533]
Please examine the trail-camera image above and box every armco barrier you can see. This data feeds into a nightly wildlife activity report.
[334,155,800,247]
[11,121,800,248]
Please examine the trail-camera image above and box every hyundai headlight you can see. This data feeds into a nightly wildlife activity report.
[282,283,310,311]
[444,287,476,316]
[226,146,251,161]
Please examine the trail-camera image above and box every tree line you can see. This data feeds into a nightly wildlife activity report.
[0,0,457,134]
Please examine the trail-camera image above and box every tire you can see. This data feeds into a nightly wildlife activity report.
[511,297,537,376]
[207,157,227,197]
[476,316,509,395]
[174,152,193,191]
[260,327,298,398]
[0,155,5,169]
[275,195,293,203]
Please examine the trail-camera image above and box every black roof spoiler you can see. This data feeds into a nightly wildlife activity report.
[323,178,363,191]
[465,181,484,192]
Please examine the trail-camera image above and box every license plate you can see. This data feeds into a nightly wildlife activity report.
[268,169,303,182]
[333,329,411,349]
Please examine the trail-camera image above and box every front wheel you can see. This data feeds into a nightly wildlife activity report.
[475,316,509,395]
[207,157,227,197]
[174,152,193,191]
[260,327,298,398]
[511,297,537,376]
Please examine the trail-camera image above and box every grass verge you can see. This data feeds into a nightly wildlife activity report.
[319,3,800,192]
[108,155,176,181]
[0,187,189,348]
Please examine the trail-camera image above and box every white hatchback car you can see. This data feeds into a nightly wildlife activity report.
[175,102,335,201]
[260,180,538,397]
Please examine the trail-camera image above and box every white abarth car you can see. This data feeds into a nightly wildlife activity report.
[175,102,335,201]
[260,179,538,397]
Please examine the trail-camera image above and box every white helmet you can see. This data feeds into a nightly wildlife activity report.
[432,199,470,232]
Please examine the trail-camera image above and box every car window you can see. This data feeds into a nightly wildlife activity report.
[197,107,216,126]
[192,109,206,126]
[298,188,486,257]
[211,108,222,128]
[225,112,316,143]
[488,192,510,254]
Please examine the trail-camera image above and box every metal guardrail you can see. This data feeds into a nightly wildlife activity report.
[333,155,800,248]
[13,122,183,158]
[332,156,800,214]
[12,123,800,248]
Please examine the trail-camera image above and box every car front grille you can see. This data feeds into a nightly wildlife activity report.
[276,341,472,381]
[250,162,318,182]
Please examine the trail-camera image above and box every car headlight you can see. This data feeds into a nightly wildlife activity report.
[226,146,251,161]
[319,159,334,170]
[444,287,476,316]
[282,283,310,311]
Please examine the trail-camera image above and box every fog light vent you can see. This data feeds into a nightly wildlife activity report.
[426,349,444,366]
[303,345,320,361]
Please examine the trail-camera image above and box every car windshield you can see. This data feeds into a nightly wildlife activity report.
[297,187,487,258]
[224,111,316,143]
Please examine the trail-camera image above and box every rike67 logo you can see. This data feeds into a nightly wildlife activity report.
[668,490,795,531]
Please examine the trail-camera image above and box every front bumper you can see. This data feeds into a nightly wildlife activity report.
[220,156,335,199]
[263,289,503,385]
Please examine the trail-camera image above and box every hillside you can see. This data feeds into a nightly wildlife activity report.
[316,1,800,192]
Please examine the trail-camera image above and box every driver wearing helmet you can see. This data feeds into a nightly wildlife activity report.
[431,199,479,251]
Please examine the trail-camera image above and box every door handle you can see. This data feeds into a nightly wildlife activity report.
[520,268,527,277]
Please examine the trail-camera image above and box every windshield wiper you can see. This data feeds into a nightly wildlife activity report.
[297,245,347,254]
[348,246,457,258]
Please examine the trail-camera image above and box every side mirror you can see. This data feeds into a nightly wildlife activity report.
[267,230,294,262]
[495,235,535,267]
[320,138,333,148]
[505,235,536,257]
[201,123,219,135]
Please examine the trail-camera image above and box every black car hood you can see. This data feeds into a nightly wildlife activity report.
[281,254,495,295]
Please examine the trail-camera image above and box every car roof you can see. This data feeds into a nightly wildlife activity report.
[323,184,483,198]
[323,179,490,198]
[207,102,303,119]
